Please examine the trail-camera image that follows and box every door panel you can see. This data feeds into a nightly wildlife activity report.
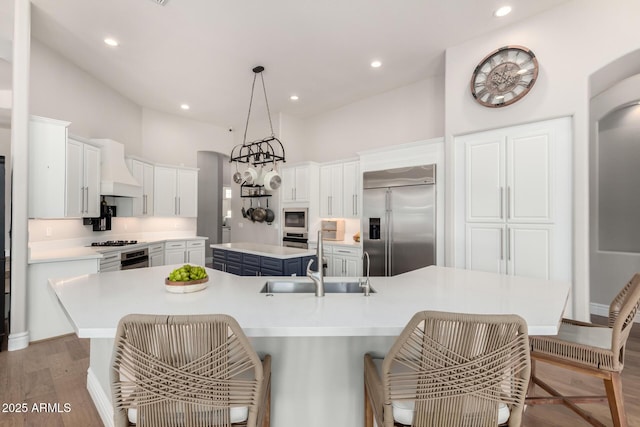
[508,131,552,222]
[389,185,435,276]
[465,137,504,222]
[466,224,504,274]
[509,225,551,280]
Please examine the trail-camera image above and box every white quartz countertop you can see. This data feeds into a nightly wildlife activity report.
[29,235,208,264]
[50,265,570,339]
[210,242,315,259]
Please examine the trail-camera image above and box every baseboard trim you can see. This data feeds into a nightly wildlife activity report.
[590,302,640,322]
[7,331,29,351]
[87,367,114,427]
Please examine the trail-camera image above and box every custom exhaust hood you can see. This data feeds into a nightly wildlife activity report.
[91,139,142,198]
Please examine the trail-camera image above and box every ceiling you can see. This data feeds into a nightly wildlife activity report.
[5,0,571,129]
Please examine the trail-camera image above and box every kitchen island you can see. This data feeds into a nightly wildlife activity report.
[210,242,315,276]
[50,265,570,427]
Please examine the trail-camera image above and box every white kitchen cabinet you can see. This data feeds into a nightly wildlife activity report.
[127,158,154,216]
[28,116,100,218]
[149,243,165,267]
[342,161,360,218]
[164,240,205,266]
[281,164,317,203]
[465,123,554,224]
[465,223,552,280]
[313,243,362,277]
[320,164,343,217]
[164,240,186,265]
[187,240,206,266]
[457,117,572,282]
[319,160,360,218]
[154,166,198,217]
[66,138,101,218]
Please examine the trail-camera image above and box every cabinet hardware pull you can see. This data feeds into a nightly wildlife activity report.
[500,187,504,219]
[507,227,511,262]
[507,187,511,219]
[500,228,504,260]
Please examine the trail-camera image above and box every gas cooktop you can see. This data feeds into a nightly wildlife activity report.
[90,240,139,247]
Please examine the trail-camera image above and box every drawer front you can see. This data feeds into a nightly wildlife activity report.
[212,249,227,261]
[149,243,164,253]
[260,268,283,276]
[165,241,186,249]
[227,251,242,264]
[261,256,283,272]
[242,264,261,276]
[187,240,205,248]
[226,263,242,276]
[332,246,360,256]
[243,253,261,266]
[101,252,121,264]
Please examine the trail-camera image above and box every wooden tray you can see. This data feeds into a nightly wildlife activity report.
[165,276,209,293]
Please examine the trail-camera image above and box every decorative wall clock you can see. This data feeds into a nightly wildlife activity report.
[470,45,538,108]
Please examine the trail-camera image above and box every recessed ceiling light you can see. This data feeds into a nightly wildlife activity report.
[494,6,512,17]
[370,60,382,68]
[180,104,190,110]
[290,95,299,101]
[104,38,119,47]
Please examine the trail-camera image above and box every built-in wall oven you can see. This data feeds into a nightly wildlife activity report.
[282,207,309,248]
[121,247,149,270]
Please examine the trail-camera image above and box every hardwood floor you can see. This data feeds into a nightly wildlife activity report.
[1,325,639,426]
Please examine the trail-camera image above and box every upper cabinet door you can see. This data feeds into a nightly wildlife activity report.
[294,166,310,202]
[83,144,101,218]
[281,167,296,202]
[507,128,553,223]
[342,161,360,218]
[465,136,505,222]
[65,139,84,218]
[143,162,155,216]
[177,169,198,217]
[154,166,178,216]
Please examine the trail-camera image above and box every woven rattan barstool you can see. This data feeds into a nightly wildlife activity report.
[364,310,531,427]
[527,273,640,427]
[111,314,271,427]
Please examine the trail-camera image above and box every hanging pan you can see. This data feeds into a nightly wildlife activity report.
[265,198,275,224]
[252,199,266,223]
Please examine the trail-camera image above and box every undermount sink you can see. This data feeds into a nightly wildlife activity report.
[260,279,375,294]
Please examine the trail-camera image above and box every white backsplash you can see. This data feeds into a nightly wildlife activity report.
[309,217,361,244]
[29,217,197,243]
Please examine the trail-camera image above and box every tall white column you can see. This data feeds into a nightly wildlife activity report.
[8,0,30,351]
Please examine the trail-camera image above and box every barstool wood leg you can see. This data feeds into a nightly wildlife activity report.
[604,372,627,427]
[364,384,373,427]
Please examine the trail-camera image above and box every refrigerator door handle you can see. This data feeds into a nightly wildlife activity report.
[388,189,393,275]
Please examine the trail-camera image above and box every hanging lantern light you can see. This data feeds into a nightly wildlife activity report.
[229,66,286,168]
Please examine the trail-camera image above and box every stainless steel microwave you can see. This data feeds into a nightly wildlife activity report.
[283,207,308,233]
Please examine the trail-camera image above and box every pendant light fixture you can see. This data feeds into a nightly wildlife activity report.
[230,66,286,168]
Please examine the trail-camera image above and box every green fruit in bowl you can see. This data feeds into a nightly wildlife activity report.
[168,264,208,282]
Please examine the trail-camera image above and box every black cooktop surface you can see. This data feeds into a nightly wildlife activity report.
[90,240,138,247]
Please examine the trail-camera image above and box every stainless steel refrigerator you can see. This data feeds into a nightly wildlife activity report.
[363,164,436,276]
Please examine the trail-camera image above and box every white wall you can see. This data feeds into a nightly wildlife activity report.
[28,217,196,243]
[295,77,444,163]
[142,108,235,168]
[29,41,142,153]
[444,0,640,320]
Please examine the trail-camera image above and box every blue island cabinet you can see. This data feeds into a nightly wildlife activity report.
[212,248,313,277]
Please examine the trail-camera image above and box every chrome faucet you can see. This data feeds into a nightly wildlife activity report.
[307,230,325,297]
[360,251,371,296]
